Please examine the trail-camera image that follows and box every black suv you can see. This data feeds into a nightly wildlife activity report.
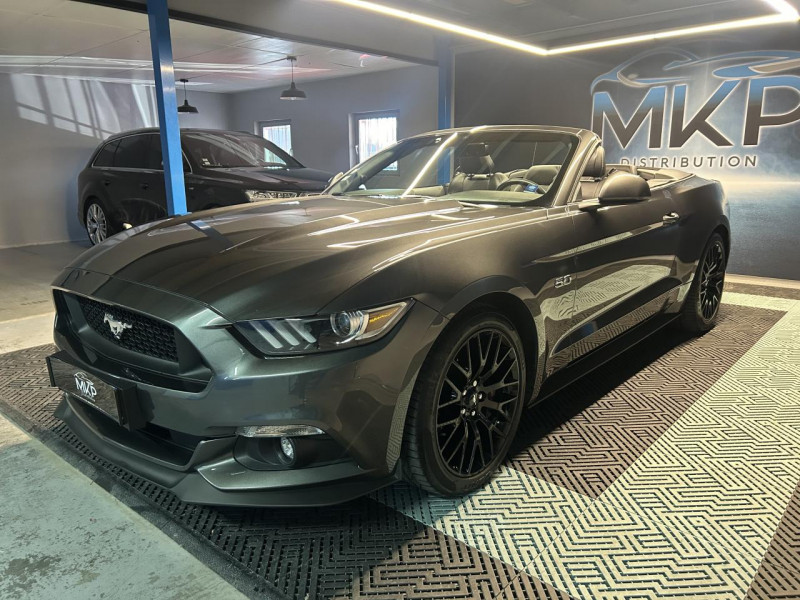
[78,128,333,244]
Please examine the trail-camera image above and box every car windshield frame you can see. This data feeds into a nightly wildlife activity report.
[324,129,579,206]
[183,131,303,170]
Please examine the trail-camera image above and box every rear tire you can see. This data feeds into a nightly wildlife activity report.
[85,200,117,245]
[402,311,526,496]
[678,232,726,333]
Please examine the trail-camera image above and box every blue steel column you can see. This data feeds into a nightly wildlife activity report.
[147,0,187,216]
[436,36,453,130]
[436,36,453,184]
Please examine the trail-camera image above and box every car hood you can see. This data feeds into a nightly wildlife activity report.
[66,195,529,320]
[196,166,333,192]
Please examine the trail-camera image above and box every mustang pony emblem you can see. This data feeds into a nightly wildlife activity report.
[103,312,132,340]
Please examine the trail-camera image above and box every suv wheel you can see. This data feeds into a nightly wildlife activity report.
[86,201,111,245]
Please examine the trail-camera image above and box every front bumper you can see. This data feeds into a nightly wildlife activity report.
[55,394,396,506]
[50,268,445,506]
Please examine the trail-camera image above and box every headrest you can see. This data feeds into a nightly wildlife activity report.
[583,146,605,178]
[463,142,490,157]
[458,143,495,174]
[524,164,560,185]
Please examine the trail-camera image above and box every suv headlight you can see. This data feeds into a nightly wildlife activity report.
[245,190,299,202]
[235,301,412,356]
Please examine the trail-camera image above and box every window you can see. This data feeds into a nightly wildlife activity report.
[114,135,150,169]
[260,120,293,160]
[353,111,398,169]
[93,140,118,167]
[183,131,301,169]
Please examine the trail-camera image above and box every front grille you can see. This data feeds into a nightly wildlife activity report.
[77,295,179,362]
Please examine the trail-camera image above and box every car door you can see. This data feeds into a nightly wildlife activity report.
[563,179,681,362]
[113,134,166,226]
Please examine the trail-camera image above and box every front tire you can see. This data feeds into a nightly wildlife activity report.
[678,232,727,333]
[402,311,526,496]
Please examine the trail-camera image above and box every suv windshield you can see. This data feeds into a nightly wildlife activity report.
[325,129,577,205]
[183,131,302,169]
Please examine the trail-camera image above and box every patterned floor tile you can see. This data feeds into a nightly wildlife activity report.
[745,480,800,599]
[494,571,575,599]
[721,292,796,312]
[330,525,526,600]
[508,305,783,498]
[725,283,800,301]
[599,303,800,563]
[374,468,593,572]
[528,499,761,600]
[745,560,800,599]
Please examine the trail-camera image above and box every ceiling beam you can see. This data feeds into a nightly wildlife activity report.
[73,0,440,66]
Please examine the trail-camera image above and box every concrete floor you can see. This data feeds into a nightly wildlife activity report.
[0,415,245,600]
[0,242,90,322]
[0,241,245,599]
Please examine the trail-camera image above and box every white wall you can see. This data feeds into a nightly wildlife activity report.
[0,73,231,248]
[228,65,439,174]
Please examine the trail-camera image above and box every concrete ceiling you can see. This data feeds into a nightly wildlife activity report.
[0,0,417,93]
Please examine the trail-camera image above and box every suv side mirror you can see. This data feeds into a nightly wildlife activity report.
[579,173,650,211]
[328,172,344,186]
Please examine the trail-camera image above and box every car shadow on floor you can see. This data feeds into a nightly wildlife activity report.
[512,324,698,455]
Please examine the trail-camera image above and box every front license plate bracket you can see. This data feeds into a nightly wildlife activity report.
[46,353,145,430]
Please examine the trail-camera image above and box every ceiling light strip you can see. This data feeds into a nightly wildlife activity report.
[327,0,799,56]
[548,14,796,55]
[329,0,548,56]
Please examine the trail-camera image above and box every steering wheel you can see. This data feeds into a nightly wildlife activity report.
[496,178,541,192]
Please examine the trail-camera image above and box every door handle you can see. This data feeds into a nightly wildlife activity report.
[140,183,149,190]
[662,212,680,225]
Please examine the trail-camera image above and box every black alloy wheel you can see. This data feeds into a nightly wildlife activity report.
[678,232,727,333]
[402,311,526,495]
[436,329,520,477]
[699,239,725,320]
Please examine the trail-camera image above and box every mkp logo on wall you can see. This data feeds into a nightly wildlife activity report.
[591,49,800,176]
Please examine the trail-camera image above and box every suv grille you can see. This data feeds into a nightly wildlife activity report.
[77,295,178,362]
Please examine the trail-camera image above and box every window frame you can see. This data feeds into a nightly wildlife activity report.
[257,119,294,157]
[350,110,399,169]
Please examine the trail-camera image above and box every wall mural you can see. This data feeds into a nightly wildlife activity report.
[590,49,800,279]
[591,50,800,177]
[456,36,800,279]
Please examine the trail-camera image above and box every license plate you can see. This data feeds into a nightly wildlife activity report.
[46,354,141,428]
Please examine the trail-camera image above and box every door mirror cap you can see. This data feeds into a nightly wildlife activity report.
[596,172,650,205]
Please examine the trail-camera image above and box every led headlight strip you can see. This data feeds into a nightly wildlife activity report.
[236,301,412,355]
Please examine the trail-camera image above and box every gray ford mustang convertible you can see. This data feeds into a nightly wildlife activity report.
[47,126,729,506]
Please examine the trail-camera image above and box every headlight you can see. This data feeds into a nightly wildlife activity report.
[245,190,299,202]
[235,301,412,356]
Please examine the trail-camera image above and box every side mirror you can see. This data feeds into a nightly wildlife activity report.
[598,173,650,203]
[580,173,650,211]
[328,171,344,186]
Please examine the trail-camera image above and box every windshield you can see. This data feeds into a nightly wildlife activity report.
[325,129,577,205]
[183,131,302,169]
